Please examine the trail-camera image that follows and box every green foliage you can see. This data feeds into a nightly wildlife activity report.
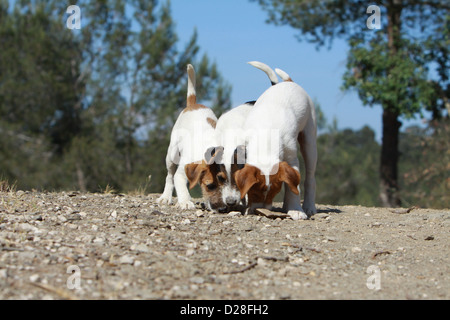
[0,0,231,193]
[343,34,446,120]
[315,125,380,207]
[399,119,450,209]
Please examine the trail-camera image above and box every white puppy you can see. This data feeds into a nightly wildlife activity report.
[234,70,317,220]
[157,64,226,211]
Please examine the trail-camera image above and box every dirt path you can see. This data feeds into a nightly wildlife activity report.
[0,191,448,300]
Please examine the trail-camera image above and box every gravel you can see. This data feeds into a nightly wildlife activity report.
[0,191,448,300]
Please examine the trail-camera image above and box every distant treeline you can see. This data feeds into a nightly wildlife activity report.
[0,1,448,209]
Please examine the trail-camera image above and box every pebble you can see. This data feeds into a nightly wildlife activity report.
[190,276,204,284]
[134,244,150,253]
[119,255,135,265]
[0,269,7,279]
[29,274,40,282]
[195,210,205,217]
[17,223,40,233]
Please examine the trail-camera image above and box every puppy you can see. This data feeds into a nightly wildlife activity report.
[157,64,226,211]
[234,69,317,220]
[213,61,281,210]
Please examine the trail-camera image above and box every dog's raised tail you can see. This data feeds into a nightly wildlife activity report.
[247,61,279,85]
[187,64,196,106]
[275,68,293,82]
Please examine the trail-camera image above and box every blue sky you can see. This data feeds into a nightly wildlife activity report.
[170,0,427,142]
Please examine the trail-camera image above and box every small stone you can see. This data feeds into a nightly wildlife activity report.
[371,222,382,227]
[0,269,7,279]
[29,274,40,282]
[93,237,105,244]
[352,247,362,253]
[195,210,205,217]
[135,244,150,253]
[119,255,135,265]
[18,223,39,233]
[190,276,204,284]
[67,213,81,221]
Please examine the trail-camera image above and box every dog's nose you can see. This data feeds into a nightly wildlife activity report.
[225,197,237,207]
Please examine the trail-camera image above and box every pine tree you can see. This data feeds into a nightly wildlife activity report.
[252,0,449,207]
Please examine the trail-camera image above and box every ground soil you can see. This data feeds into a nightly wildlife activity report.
[0,191,448,300]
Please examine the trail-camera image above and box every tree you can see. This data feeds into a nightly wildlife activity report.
[399,119,450,209]
[0,0,84,189]
[252,0,449,207]
[0,0,231,193]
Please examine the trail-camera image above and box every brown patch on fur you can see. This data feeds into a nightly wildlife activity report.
[183,94,208,113]
[234,162,300,208]
[185,162,208,189]
[207,117,217,129]
[185,160,227,210]
[187,94,196,107]
[234,165,266,203]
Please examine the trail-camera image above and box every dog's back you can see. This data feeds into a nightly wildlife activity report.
[169,65,218,165]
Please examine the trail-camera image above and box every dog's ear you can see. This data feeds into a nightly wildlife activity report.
[204,146,224,165]
[233,145,247,169]
[185,162,207,189]
[234,164,260,199]
[278,162,300,195]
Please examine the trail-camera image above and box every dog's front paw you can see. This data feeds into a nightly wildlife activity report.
[176,200,196,210]
[156,195,173,206]
[288,210,308,221]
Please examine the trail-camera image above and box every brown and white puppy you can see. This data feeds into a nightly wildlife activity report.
[234,69,317,220]
[157,64,226,211]
[211,61,281,211]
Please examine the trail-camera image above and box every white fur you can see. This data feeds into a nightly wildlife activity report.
[243,81,317,219]
[274,68,292,82]
[248,61,279,84]
[214,103,252,206]
[157,65,217,210]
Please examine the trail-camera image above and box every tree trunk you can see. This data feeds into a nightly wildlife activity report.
[380,0,403,207]
[379,108,402,207]
[76,162,87,193]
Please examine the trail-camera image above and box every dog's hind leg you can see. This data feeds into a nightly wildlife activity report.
[298,118,317,215]
[282,155,308,220]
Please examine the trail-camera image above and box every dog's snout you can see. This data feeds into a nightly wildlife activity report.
[225,196,238,207]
